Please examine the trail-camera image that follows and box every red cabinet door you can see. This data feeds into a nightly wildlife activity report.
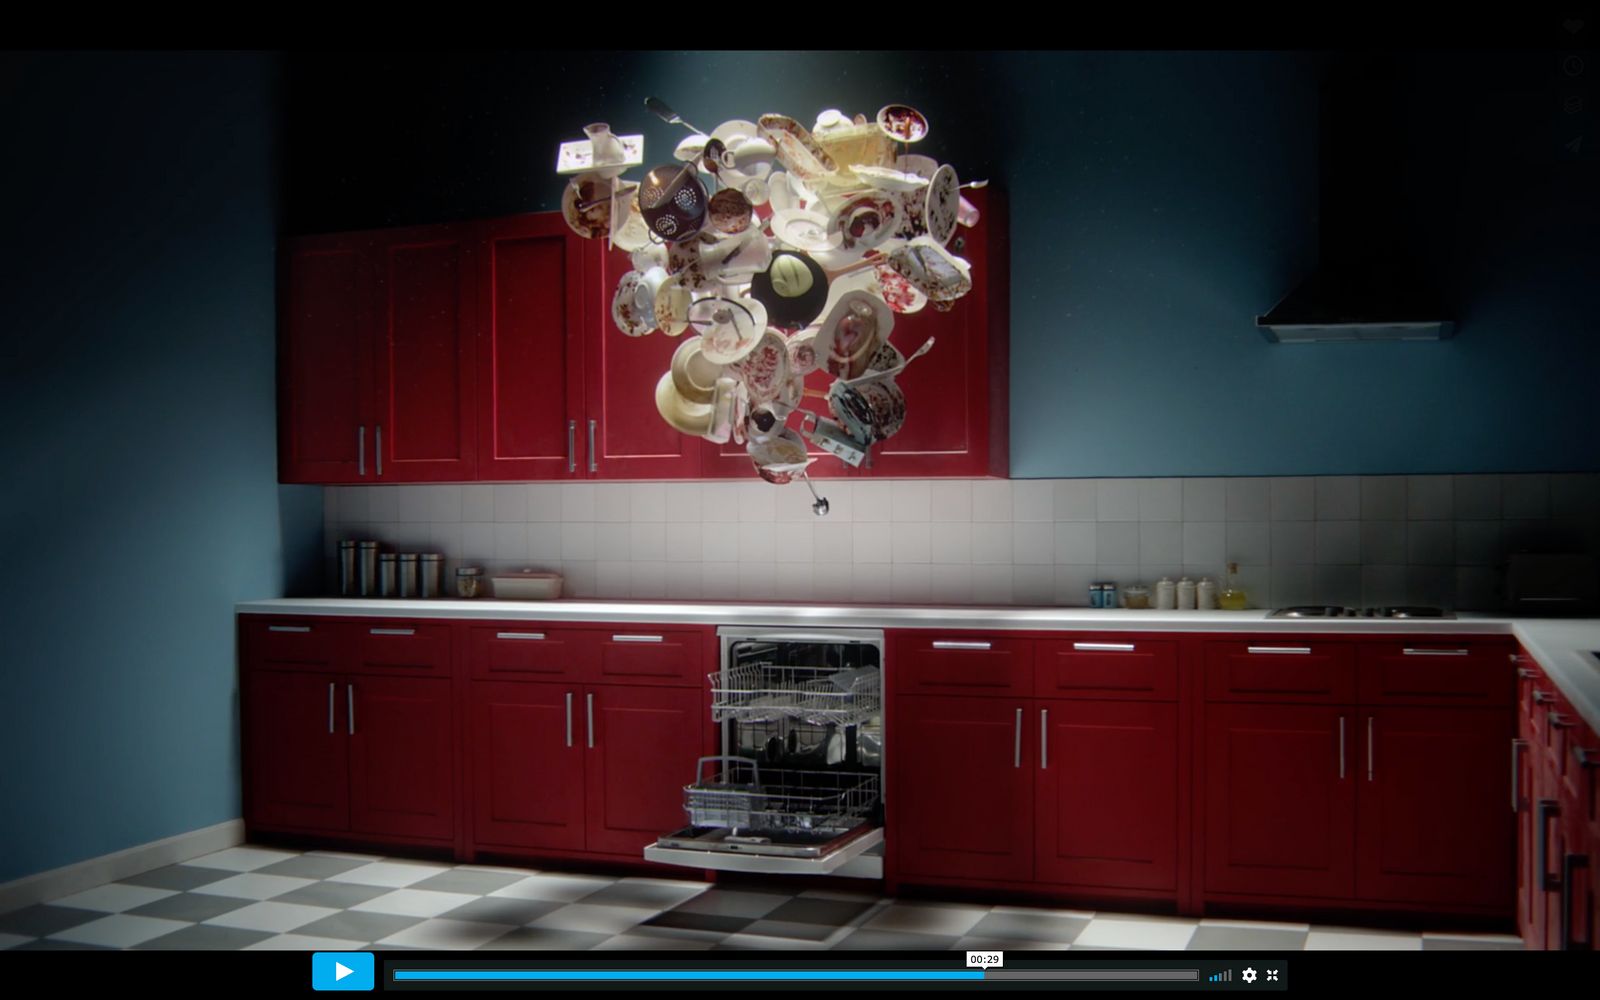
[890,695,1033,882]
[583,684,704,856]
[468,681,585,852]
[1203,703,1354,899]
[243,670,348,832]
[279,234,373,484]
[370,224,477,482]
[1036,700,1179,891]
[586,244,701,479]
[347,675,454,842]
[1355,707,1514,907]
[475,213,586,480]
[865,187,1006,478]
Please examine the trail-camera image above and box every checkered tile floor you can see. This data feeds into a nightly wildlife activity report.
[0,846,1524,951]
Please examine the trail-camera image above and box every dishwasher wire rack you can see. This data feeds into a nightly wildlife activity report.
[683,756,880,832]
[708,664,881,726]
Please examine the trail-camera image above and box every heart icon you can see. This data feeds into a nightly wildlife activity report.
[1564,18,1584,34]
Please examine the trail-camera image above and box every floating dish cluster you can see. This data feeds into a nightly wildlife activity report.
[556,102,981,513]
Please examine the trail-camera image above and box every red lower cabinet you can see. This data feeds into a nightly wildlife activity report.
[1203,703,1355,899]
[1036,700,1179,891]
[1355,707,1513,907]
[468,682,585,852]
[583,685,705,856]
[347,676,454,841]
[467,681,704,860]
[244,670,349,832]
[891,696,1034,882]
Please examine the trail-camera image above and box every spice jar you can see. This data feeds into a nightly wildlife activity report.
[456,567,485,599]
[1123,584,1150,609]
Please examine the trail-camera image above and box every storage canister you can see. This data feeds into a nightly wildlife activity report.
[419,553,444,598]
[456,566,484,599]
[378,553,398,598]
[338,540,359,596]
[357,541,380,597]
[1177,576,1197,610]
[398,553,420,598]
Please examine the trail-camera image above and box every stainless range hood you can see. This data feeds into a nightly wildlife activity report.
[1257,54,1453,343]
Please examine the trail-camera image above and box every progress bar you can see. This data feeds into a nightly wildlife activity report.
[391,969,1202,983]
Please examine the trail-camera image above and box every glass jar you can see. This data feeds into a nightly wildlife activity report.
[456,566,485,599]
[1123,584,1150,609]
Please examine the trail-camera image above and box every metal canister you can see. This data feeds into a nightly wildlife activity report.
[378,553,398,598]
[398,553,420,598]
[357,541,380,596]
[1103,583,1118,608]
[338,540,359,596]
[1088,583,1106,608]
[419,553,444,598]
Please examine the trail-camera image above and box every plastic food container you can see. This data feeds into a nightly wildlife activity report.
[492,570,563,600]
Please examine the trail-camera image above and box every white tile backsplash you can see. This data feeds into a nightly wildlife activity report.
[1139,479,1183,521]
[325,472,1600,608]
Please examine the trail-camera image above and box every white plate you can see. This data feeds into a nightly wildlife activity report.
[924,164,960,246]
[611,271,654,336]
[851,165,928,192]
[770,208,841,254]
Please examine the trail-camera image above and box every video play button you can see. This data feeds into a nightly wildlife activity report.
[313,952,374,991]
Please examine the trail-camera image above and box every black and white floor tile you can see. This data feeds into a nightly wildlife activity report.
[0,846,1524,952]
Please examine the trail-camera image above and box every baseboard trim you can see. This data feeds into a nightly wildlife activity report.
[0,819,246,915]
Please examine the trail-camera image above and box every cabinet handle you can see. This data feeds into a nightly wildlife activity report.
[1040,709,1048,769]
[1073,642,1135,652]
[586,692,595,749]
[1537,799,1561,891]
[347,683,355,736]
[1518,668,1540,680]
[933,640,991,651]
[268,625,311,633]
[1338,716,1346,780]
[358,425,366,477]
[565,692,573,748]
[1013,708,1022,768]
[1247,646,1312,655]
[567,420,577,473]
[495,632,546,641]
[1367,716,1375,782]
[369,627,415,636]
[1513,739,1529,812]
[1548,712,1574,730]
[1561,852,1588,951]
[375,426,382,477]
[1402,648,1469,656]
[1574,746,1600,770]
[328,682,335,735]
[611,634,664,643]
[1533,691,1557,705]
[588,419,598,474]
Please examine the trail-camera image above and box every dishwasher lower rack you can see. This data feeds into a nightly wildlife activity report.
[708,664,881,726]
[683,756,879,833]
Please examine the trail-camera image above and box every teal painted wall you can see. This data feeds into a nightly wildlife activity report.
[0,53,322,883]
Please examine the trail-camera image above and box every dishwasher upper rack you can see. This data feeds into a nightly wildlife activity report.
[708,663,881,726]
[683,756,879,832]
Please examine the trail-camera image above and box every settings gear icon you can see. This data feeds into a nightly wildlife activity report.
[1242,968,1258,984]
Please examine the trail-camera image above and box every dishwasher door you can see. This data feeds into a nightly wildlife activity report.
[643,626,885,878]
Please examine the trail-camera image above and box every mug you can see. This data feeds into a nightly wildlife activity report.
[828,377,906,444]
[799,412,868,466]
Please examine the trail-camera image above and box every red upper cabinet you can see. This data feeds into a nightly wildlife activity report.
[370,225,477,482]
[475,213,586,480]
[279,226,476,484]
[586,244,702,479]
[279,233,373,484]
[865,187,1008,478]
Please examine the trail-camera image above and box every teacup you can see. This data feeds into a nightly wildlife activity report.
[828,376,907,444]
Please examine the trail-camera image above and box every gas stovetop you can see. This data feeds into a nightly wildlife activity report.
[1267,605,1455,619]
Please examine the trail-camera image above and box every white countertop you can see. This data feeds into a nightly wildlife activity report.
[236,598,1600,735]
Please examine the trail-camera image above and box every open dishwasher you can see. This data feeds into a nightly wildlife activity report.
[643,626,885,877]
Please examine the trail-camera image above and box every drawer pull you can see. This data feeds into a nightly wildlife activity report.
[565,692,573,748]
[1402,648,1469,656]
[370,627,415,636]
[1533,691,1557,705]
[1548,712,1574,730]
[1561,852,1588,951]
[1537,799,1561,891]
[1247,646,1312,655]
[328,682,335,735]
[612,634,664,643]
[1013,708,1022,769]
[495,632,547,641]
[1574,746,1600,770]
[934,640,992,651]
[1338,716,1346,780]
[268,625,311,633]
[586,692,595,749]
[1073,642,1135,653]
[347,683,355,735]
[1367,716,1375,782]
[1518,668,1539,680]
[1040,709,1049,770]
